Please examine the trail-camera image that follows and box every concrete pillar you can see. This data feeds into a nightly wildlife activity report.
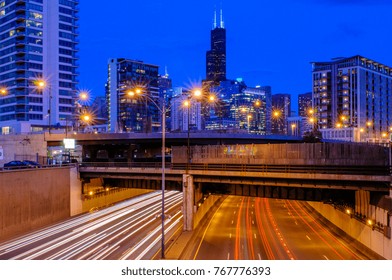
[355,190,370,217]
[183,174,194,231]
[195,182,203,204]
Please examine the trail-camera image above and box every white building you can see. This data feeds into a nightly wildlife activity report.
[0,0,79,134]
[170,91,202,132]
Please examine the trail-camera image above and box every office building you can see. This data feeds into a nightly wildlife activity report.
[0,0,79,134]
[312,55,392,142]
[298,92,312,118]
[271,93,291,135]
[230,86,271,134]
[106,58,159,133]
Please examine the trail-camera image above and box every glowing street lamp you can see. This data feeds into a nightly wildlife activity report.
[291,123,296,136]
[79,91,89,102]
[0,87,8,95]
[35,79,52,133]
[247,114,252,133]
[272,110,281,119]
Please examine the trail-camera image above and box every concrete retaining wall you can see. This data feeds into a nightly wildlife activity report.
[308,201,392,259]
[193,195,223,229]
[0,167,71,242]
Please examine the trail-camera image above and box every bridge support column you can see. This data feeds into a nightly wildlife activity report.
[183,174,194,231]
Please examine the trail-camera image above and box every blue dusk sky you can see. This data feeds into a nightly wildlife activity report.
[78,0,392,112]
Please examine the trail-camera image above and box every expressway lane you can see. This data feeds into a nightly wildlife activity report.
[0,191,182,260]
[192,196,370,260]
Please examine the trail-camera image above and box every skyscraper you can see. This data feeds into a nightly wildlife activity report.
[205,9,226,84]
[0,0,79,134]
[312,55,392,142]
[106,58,159,133]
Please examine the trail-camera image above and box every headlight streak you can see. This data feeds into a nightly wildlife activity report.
[134,213,183,260]
[43,194,181,260]
[120,211,183,260]
[85,199,183,260]
[44,233,108,260]
[0,192,162,254]
[3,191,181,260]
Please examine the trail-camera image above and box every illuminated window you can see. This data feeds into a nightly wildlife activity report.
[2,126,10,135]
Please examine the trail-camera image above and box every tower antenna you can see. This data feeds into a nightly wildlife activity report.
[220,3,224,28]
[213,6,217,29]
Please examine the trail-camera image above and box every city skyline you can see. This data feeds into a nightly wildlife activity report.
[78,0,392,106]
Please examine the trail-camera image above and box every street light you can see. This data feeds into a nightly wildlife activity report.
[182,88,216,171]
[291,123,296,136]
[35,79,52,133]
[247,114,252,133]
[127,87,167,259]
[0,87,7,96]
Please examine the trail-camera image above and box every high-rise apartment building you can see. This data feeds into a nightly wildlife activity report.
[205,9,226,85]
[106,58,159,133]
[271,93,291,135]
[0,0,79,134]
[312,55,392,142]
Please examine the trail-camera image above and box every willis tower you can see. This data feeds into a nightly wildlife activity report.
[205,9,226,85]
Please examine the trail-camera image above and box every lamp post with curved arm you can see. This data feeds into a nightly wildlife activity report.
[182,88,217,172]
[126,87,166,259]
[35,79,52,133]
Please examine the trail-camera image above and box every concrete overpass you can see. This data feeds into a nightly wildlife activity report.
[79,143,392,236]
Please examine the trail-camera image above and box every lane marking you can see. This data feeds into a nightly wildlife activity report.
[227,253,230,260]
[258,253,262,260]
[323,255,329,260]
[306,235,311,241]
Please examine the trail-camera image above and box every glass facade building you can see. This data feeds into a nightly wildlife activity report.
[229,87,271,134]
[0,0,79,134]
[106,58,159,133]
[271,93,291,135]
[312,55,392,142]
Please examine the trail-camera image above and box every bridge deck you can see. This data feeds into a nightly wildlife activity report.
[79,162,392,192]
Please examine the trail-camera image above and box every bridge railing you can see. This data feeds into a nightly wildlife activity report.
[79,162,390,176]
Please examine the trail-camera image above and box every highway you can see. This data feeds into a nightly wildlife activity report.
[190,196,371,260]
[0,191,183,260]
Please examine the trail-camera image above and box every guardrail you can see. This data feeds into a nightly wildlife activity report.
[0,163,77,171]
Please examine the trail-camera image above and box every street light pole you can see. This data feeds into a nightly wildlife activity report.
[48,86,52,134]
[187,97,190,172]
[127,87,166,258]
[161,100,166,259]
